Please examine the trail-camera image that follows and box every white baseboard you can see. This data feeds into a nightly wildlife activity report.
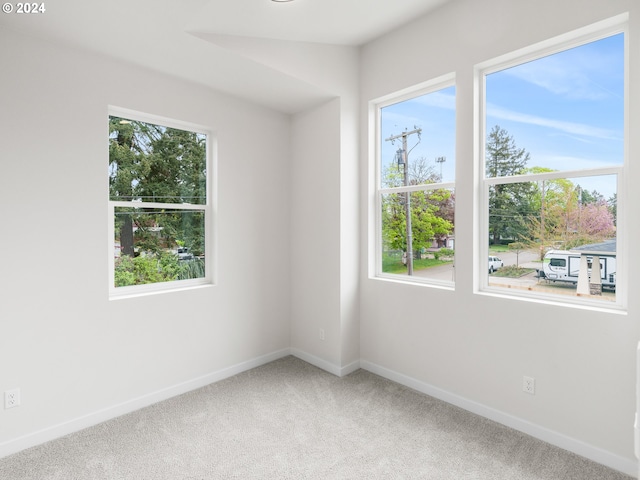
[0,348,291,460]
[360,359,638,478]
[340,358,361,377]
[290,349,360,377]
[4,351,633,477]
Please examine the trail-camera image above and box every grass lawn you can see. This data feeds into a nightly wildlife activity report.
[491,265,536,278]
[383,255,453,274]
[489,244,510,253]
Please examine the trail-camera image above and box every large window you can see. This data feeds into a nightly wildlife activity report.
[108,108,213,297]
[375,78,456,286]
[479,25,625,309]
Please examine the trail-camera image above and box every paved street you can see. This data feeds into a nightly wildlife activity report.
[408,249,615,302]
[412,249,541,283]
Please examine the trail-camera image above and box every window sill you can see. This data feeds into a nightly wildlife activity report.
[109,281,214,301]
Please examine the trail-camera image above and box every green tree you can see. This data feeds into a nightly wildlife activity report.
[109,117,207,277]
[381,157,454,259]
[109,118,142,256]
[608,193,617,225]
[576,185,604,205]
[486,126,532,244]
[524,174,615,252]
[526,171,577,249]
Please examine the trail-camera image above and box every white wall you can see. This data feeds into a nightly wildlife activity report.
[290,99,342,368]
[289,96,360,376]
[360,0,639,475]
[339,93,361,371]
[287,43,361,375]
[0,28,292,453]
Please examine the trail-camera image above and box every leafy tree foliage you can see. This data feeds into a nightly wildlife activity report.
[109,117,207,285]
[381,157,454,259]
[608,193,617,225]
[486,128,616,253]
[486,125,530,178]
[567,201,616,246]
[521,173,616,250]
[486,125,533,244]
[114,253,206,287]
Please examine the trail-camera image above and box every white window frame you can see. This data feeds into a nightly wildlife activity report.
[370,74,456,289]
[475,16,628,312]
[108,106,216,299]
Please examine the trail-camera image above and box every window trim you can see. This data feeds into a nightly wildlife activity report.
[474,16,628,312]
[107,106,216,299]
[370,74,457,288]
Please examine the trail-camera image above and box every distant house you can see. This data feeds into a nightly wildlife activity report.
[572,238,616,255]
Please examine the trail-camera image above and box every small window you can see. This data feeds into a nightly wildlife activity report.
[374,78,456,286]
[479,25,625,309]
[108,109,213,297]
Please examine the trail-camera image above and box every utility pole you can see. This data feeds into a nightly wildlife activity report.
[386,128,421,275]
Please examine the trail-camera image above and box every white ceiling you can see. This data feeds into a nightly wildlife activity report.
[186,0,449,46]
[0,0,450,113]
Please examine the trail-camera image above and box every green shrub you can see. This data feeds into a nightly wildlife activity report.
[114,252,182,287]
[440,248,454,258]
[114,256,136,287]
[177,258,206,280]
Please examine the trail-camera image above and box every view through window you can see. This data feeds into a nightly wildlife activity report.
[482,31,624,306]
[108,112,210,294]
[378,83,456,285]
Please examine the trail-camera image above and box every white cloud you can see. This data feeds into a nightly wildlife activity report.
[534,154,616,170]
[502,49,622,101]
[415,91,456,110]
[486,103,621,141]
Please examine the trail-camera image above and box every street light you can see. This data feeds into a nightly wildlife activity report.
[435,156,446,180]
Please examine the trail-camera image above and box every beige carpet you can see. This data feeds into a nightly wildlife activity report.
[0,356,632,479]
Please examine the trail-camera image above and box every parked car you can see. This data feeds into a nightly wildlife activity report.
[177,247,194,261]
[488,256,503,273]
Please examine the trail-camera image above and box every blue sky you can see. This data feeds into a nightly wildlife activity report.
[380,86,457,184]
[380,32,624,198]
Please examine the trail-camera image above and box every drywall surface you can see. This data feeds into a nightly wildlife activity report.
[0,28,291,449]
[289,95,361,376]
[283,41,361,375]
[339,93,361,372]
[290,99,342,369]
[360,0,639,473]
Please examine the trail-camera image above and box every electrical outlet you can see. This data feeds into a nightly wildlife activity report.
[523,376,535,395]
[5,388,20,409]
[319,328,325,341]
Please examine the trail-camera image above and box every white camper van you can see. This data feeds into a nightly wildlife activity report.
[539,249,616,289]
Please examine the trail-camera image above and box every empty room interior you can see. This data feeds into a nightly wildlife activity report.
[1,0,640,477]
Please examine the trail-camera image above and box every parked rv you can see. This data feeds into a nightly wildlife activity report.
[538,250,616,289]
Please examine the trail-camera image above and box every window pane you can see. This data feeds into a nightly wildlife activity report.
[485,33,624,176]
[380,86,456,186]
[487,175,617,303]
[381,190,455,281]
[109,117,207,204]
[114,207,206,287]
